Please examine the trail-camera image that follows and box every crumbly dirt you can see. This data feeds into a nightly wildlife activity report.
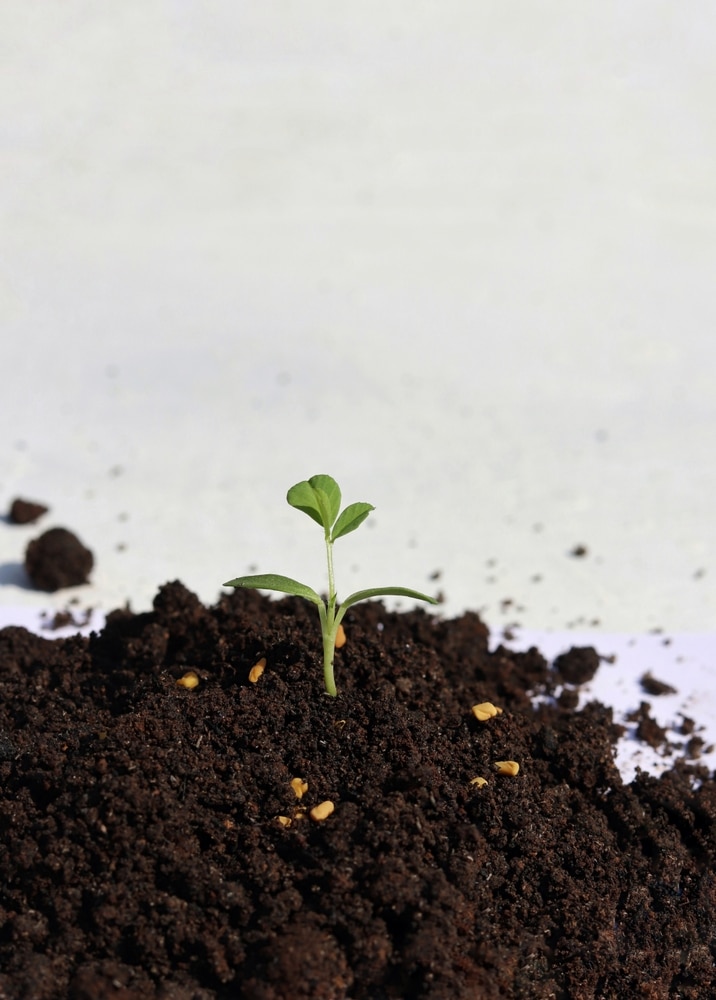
[39,606,94,633]
[553,645,601,686]
[8,498,49,525]
[24,528,94,592]
[641,672,679,697]
[1,581,714,999]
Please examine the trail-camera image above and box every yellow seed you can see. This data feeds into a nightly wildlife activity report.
[290,778,308,799]
[471,702,502,722]
[249,658,266,683]
[334,624,347,649]
[277,815,291,827]
[310,800,335,822]
[176,671,199,689]
[494,760,520,776]
[470,776,488,788]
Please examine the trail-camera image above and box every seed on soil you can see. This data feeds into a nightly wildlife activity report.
[290,778,308,799]
[277,815,292,827]
[176,671,199,689]
[494,760,520,776]
[310,800,335,822]
[249,658,266,683]
[472,702,503,722]
[335,623,346,648]
[470,776,488,788]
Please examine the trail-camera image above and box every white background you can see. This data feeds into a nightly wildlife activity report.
[1,3,714,762]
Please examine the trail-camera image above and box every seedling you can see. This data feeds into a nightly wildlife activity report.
[224,474,438,696]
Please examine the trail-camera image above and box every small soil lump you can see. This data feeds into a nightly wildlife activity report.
[25,527,94,591]
[553,645,601,685]
[9,497,49,524]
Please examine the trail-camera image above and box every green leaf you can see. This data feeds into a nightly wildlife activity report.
[339,586,439,611]
[223,574,323,606]
[307,474,342,526]
[287,475,341,530]
[331,501,375,541]
[286,480,325,528]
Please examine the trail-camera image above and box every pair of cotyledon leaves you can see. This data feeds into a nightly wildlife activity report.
[286,474,374,543]
[224,474,435,611]
[224,475,374,606]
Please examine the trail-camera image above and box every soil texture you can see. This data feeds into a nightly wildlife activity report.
[8,499,49,526]
[24,528,94,592]
[1,581,714,999]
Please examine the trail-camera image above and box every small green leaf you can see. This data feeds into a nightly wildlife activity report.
[340,586,439,611]
[287,475,341,530]
[331,501,375,542]
[308,474,341,526]
[223,574,323,606]
[286,480,325,528]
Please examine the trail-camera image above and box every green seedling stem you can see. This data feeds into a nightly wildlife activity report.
[224,474,438,696]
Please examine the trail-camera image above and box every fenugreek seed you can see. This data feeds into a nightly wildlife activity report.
[334,624,347,649]
[249,658,266,683]
[290,778,308,799]
[176,671,199,689]
[310,800,335,822]
[471,702,502,722]
[277,815,292,827]
[494,760,520,776]
[470,776,488,788]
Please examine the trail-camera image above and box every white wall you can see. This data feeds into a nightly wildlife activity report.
[1,3,714,632]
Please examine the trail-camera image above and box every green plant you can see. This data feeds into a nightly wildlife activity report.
[224,474,438,696]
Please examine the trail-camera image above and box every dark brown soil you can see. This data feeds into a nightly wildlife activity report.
[641,672,679,697]
[24,528,94,592]
[553,645,600,686]
[1,582,714,999]
[8,499,49,525]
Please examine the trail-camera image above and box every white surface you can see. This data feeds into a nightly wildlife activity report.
[1,6,714,641]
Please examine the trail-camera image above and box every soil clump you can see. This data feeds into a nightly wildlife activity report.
[24,528,94,592]
[0,581,714,999]
[8,499,49,525]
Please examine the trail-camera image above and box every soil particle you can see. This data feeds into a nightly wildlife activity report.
[8,497,49,524]
[557,686,580,711]
[0,581,714,999]
[24,527,94,591]
[627,701,670,751]
[553,645,601,685]
[40,606,93,631]
[641,671,678,696]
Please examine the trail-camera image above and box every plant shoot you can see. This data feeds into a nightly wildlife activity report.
[224,474,438,696]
